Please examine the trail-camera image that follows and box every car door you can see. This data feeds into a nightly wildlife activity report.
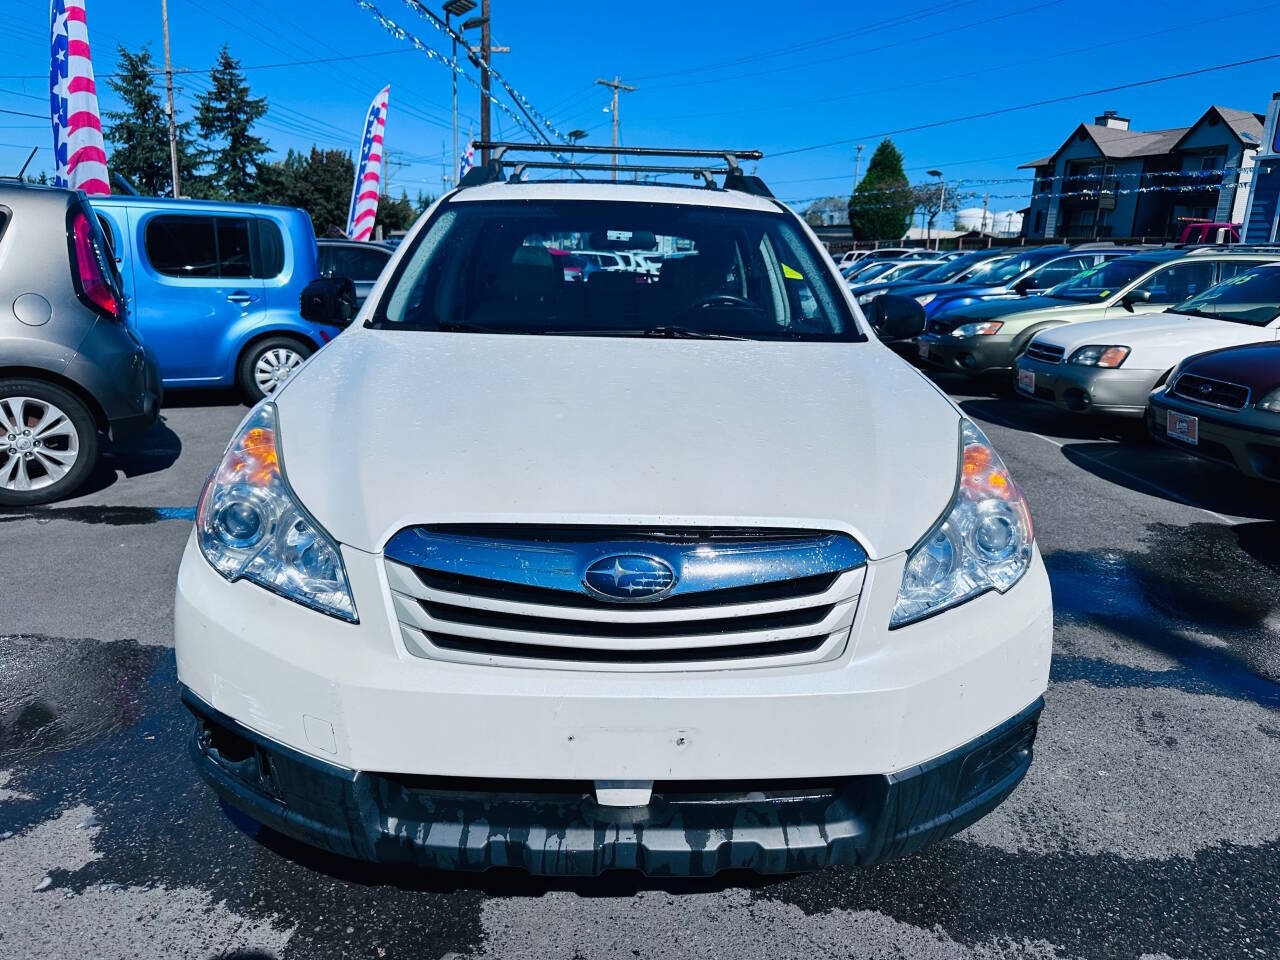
[132,212,265,384]
[1103,260,1216,321]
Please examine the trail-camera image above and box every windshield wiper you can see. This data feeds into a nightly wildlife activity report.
[433,320,512,334]
[641,326,750,340]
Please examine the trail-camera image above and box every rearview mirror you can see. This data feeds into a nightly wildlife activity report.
[1121,288,1151,309]
[873,295,927,340]
[300,276,358,328]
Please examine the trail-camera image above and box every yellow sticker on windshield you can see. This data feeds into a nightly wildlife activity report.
[782,264,803,280]
[1098,290,1110,298]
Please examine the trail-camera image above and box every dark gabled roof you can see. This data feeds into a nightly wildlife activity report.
[1172,106,1265,150]
[1021,106,1266,169]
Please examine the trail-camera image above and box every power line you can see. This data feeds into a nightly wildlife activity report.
[770,51,1280,158]
[628,0,980,82]
[627,2,1280,126]
[642,0,1066,92]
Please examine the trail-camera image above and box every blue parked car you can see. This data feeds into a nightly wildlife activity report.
[90,196,346,401]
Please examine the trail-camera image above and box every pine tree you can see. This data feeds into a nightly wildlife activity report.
[848,139,914,242]
[257,147,354,236]
[103,45,198,197]
[195,46,268,200]
[374,190,417,235]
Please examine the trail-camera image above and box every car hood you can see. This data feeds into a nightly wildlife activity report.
[1179,341,1280,393]
[944,295,1096,324]
[275,330,962,559]
[1034,312,1277,369]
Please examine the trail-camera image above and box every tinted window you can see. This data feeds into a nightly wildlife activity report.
[322,244,391,281]
[376,200,861,341]
[256,218,285,278]
[1216,259,1270,282]
[146,216,219,277]
[1047,257,1161,301]
[1135,261,1215,304]
[1029,255,1092,289]
[217,218,252,278]
[145,214,269,279]
[1172,266,1280,326]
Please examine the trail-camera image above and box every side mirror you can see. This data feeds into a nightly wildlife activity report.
[1121,288,1151,310]
[1013,276,1036,295]
[300,276,357,328]
[874,295,927,340]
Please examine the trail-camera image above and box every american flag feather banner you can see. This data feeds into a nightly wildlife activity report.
[346,85,390,241]
[50,0,109,195]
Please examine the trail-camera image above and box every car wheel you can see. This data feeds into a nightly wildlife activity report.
[237,337,313,404]
[0,379,99,506]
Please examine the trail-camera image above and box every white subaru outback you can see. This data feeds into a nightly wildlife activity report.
[175,144,1052,876]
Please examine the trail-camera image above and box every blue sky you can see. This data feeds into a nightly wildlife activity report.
[3,0,1280,217]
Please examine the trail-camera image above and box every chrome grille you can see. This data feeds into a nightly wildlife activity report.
[1024,341,1065,364]
[1171,373,1250,411]
[383,527,867,672]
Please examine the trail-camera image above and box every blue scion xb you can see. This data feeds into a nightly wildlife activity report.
[90,196,347,401]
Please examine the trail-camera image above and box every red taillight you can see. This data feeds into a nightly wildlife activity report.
[70,209,120,320]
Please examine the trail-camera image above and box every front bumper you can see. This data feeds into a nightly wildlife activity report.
[915,332,1019,376]
[1148,392,1280,482]
[1013,357,1158,417]
[185,686,1043,875]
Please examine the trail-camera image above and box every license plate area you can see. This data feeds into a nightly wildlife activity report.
[1166,410,1199,445]
[918,341,930,360]
[1017,368,1035,393]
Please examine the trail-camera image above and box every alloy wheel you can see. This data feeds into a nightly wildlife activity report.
[0,396,81,492]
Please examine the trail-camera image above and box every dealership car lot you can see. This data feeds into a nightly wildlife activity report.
[1,378,1277,960]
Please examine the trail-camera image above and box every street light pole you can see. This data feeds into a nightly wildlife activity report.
[852,144,864,192]
[160,0,181,198]
[927,168,944,250]
[441,1,476,187]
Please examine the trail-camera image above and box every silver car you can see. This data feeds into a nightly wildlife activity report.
[0,181,160,505]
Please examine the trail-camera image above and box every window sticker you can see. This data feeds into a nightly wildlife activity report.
[782,264,803,280]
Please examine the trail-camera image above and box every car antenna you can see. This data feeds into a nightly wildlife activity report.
[1,146,39,183]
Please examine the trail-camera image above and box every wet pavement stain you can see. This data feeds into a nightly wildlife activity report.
[1044,519,1280,694]
[753,834,1280,960]
[0,505,196,526]
[0,635,485,960]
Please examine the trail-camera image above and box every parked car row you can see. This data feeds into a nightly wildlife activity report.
[865,243,1280,484]
[0,180,390,504]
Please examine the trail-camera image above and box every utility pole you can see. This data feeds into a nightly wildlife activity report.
[160,0,181,198]
[982,192,991,246]
[852,144,864,192]
[479,0,491,163]
[595,76,635,181]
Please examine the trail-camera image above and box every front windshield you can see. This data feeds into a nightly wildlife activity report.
[880,262,932,282]
[1172,266,1280,326]
[374,199,862,341]
[848,260,895,282]
[954,255,1013,283]
[1046,257,1158,301]
[913,253,991,283]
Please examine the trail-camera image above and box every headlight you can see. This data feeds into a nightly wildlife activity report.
[890,420,1034,628]
[915,293,937,306]
[950,321,1003,337]
[857,290,886,305]
[196,403,358,622]
[1068,345,1130,368]
[1257,387,1280,413]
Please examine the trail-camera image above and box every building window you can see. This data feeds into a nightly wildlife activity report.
[1033,211,1045,234]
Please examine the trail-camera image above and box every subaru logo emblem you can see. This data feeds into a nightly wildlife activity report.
[583,554,677,602]
[1198,382,1213,395]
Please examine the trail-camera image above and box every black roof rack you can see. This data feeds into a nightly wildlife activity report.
[459,142,773,197]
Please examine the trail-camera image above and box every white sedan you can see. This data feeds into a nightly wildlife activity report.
[1014,263,1280,417]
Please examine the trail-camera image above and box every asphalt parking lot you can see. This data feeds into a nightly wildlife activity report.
[2,375,1278,960]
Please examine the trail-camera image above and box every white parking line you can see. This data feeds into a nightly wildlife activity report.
[970,410,1240,526]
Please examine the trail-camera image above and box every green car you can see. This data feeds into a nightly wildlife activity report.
[914,250,1280,377]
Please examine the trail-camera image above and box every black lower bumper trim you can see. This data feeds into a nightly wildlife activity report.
[182,688,1042,876]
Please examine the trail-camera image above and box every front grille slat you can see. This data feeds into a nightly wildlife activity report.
[384,525,867,672]
[1171,373,1251,410]
[1024,341,1065,364]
